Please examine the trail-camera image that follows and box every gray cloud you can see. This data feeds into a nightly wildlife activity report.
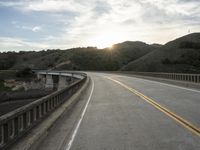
[177,0,200,3]
[93,1,112,15]
[121,19,137,25]
[0,0,200,50]
[137,0,200,26]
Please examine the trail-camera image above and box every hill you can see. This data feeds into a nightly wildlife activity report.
[0,41,155,71]
[1,33,200,73]
[121,33,200,73]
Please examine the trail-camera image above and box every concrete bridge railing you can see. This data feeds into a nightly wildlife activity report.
[116,71,200,83]
[0,71,87,149]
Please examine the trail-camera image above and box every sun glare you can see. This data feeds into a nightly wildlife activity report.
[89,30,128,49]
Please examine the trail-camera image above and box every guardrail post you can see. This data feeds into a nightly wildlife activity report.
[23,113,27,130]
[35,105,40,120]
[193,75,195,83]
[0,125,4,147]
[52,98,55,108]
[45,101,49,113]
[182,75,184,81]
[33,108,37,121]
[30,109,34,124]
[3,123,8,144]
[195,75,197,83]
[197,75,200,83]
[14,117,18,137]
[49,98,52,110]
[18,115,23,132]
[41,103,44,116]
[8,120,14,139]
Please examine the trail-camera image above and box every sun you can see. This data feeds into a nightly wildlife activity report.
[89,30,127,49]
[94,35,116,48]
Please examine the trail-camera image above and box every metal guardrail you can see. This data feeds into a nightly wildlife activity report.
[118,71,200,83]
[0,72,87,149]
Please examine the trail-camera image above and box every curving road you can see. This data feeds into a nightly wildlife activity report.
[37,72,200,150]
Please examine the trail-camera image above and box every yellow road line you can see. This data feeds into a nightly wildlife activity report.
[106,76,200,137]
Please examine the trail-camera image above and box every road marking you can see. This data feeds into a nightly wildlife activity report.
[115,74,200,93]
[106,76,200,137]
[65,79,94,150]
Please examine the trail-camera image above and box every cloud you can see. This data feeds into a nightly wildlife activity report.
[23,0,82,13]
[177,0,200,3]
[15,25,42,32]
[92,1,112,16]
[0,0,200,51]
[0,1,23,7]
[32,26,41,32]
[0,0,87,13]
[0,37,48,51]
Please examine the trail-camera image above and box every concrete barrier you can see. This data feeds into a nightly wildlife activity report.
[0,72,87,150]
[112,71,200,84]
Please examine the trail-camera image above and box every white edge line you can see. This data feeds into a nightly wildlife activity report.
[65,79,94,150]
[112,74,200,93]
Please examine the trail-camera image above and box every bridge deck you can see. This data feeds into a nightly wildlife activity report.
[36,72,200,150]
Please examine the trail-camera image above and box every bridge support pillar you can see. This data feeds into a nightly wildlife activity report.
[45,74,54,89]
[37,73,45,80]
[58,75,66,90]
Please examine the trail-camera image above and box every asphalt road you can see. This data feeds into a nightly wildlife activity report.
[36,72,200,150]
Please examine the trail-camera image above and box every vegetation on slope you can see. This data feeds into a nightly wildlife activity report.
[0,42,154,71]
[122,33,200,73]
[0,80,11,91]
[1,33,200,73]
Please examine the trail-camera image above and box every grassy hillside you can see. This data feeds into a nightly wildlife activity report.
[121,33,200,73]
[0,42,154,71]
[1,33,200,73]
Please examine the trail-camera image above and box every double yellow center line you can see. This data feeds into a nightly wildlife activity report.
[106,76,200,137]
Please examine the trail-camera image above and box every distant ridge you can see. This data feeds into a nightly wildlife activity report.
[1,33,200,73]
[121,33,200,73]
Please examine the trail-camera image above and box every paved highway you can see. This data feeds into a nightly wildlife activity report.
[37,72,200,150]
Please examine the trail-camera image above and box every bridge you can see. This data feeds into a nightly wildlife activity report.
[0,71,200,150]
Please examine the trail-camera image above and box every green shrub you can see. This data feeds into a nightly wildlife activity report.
[0,81,11,91]
[16,67,34,78]
[162,58,172,64]
[179,41,200,49]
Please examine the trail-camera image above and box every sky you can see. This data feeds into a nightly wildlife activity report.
[0,0,199,51]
